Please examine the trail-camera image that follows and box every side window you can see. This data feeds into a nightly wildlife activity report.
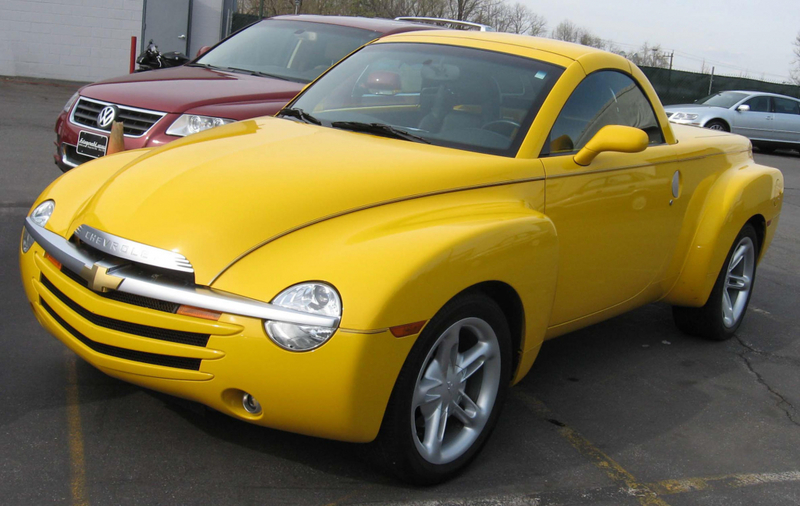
[744,96,772,113]
[773,97,800,115]
[547,71,663,155]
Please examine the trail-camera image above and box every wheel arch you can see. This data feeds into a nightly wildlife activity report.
[663,163,782,307]
[466,281,525,380]
[703,118,730,131]
[746,214,766,257]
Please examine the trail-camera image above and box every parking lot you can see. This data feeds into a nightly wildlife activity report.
[1,76,799,505]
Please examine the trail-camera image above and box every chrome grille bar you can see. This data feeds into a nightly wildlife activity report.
[24,218,340,328]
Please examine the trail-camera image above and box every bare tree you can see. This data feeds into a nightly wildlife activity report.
[550,19,604,49]
[237,0,548,35]
[476,2,545,35]
[791,31,800,84]
[506,3,546,35]
[627,42,670,68]
[550,19,578,42]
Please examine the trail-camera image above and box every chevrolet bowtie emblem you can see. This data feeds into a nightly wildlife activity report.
[81,264,123,293]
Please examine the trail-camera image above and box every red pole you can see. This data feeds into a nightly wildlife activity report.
[130,36,137,73]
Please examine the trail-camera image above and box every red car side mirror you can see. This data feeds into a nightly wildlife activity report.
[196,46,212,58]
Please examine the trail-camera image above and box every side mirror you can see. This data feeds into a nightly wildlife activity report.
[736,104,750,112]
[573,125,649,166]
[196,46,212,58]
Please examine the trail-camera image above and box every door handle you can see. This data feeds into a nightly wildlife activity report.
[178,34,186,40]
[766,115,774,120]
[671,170,681,204]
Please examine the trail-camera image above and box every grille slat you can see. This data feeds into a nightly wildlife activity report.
[41,300,202,371]
[60,266,181,314]
[71,98,164,137]
[42,275,209,347]
[73,111,100,122]
[75,101,103,113]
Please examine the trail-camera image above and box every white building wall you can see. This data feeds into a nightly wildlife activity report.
[0,0,144,82]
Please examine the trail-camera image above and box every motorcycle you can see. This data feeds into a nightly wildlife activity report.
[136,40,190,72]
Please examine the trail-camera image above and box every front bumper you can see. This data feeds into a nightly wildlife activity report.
[20,226,413,442]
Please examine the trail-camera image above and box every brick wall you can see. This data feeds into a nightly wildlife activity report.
[0,0,144,82]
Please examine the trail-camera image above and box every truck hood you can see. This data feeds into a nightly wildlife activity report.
[68,117,530,285]
[80,66,304,115]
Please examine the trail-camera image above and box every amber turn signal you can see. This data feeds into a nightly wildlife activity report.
[45,252,62,270]
[390,320,427,338]
[177,305,222,321]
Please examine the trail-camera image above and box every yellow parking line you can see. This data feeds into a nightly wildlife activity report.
[65,352,89,506]
[648,471,800,495]
[515,390,670,506]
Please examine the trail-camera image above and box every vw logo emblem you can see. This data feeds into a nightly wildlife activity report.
[96,105,118,129]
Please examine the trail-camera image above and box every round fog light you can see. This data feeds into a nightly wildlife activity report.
[242,393,261,414]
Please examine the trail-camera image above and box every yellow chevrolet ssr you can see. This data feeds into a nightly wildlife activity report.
[20,31,783,483]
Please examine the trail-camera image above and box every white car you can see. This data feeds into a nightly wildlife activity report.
[664,90,800,153]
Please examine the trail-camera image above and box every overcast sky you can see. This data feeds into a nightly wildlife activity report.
[521,0,798,82]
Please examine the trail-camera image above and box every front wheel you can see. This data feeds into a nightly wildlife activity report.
[374,292,511,485]
[673,223,758,340]
[704,119,729,132]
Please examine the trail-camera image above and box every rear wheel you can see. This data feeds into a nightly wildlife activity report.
[704,119,729,132]
[374,292,511,485]
[673,224,758,340]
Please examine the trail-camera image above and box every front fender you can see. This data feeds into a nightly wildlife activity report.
[214,184,558,345]
[211,185,558,435]
[663,162,783,307]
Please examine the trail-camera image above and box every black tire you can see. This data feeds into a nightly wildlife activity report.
[373,292,512,485]
[672,223,759,340]
[704,119,729,132]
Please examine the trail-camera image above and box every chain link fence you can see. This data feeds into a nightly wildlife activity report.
[640,66,800,105]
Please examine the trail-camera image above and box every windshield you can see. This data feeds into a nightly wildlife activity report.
[289,43,563,157]
[695,91,748,108]
[195,20,379,83]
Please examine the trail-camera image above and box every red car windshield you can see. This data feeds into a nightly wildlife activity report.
[195,20,379,83]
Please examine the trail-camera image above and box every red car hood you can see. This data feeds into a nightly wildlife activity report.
[80,66,304,115]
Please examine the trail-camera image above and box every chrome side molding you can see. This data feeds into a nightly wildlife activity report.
[24,218,340,328]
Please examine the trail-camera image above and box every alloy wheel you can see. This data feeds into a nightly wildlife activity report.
[411,317,502,464]
[722,236,755,327]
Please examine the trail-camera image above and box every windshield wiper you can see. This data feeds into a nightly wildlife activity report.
[186,62,217,69]
[209,66,292,81]
[276,107,321,125]
[330,121,431,144]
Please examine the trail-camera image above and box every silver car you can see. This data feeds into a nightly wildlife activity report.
[664,90,800,152]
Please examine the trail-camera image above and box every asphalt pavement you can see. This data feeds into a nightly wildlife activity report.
[1,77,799,506]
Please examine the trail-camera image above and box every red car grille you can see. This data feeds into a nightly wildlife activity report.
[71,98,165,137]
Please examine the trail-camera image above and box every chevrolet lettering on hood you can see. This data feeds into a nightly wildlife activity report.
[20,30,783,485]
[74,225,194,273]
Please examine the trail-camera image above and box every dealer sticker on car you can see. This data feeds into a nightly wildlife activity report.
[76,130,108,159]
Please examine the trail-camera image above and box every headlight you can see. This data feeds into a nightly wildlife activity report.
[264,282,342,351]
[63,92,79,113]
[31,200,55,227]
[165,114,235,137]
[21,228,34,253]
[23,200,55,252]
[671,112,699,121]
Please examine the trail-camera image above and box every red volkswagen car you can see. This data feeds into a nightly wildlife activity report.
[54,15,440,171]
